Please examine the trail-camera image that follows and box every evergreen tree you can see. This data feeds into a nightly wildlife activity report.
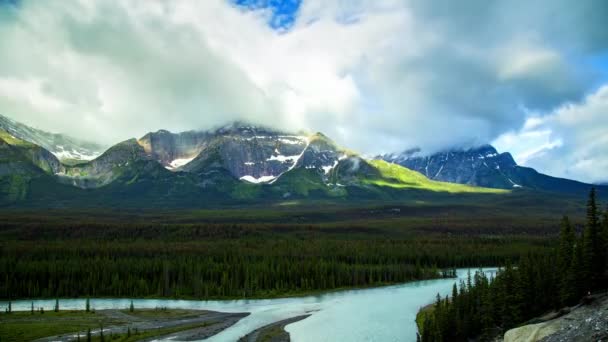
[571,237,586,300]
[558,216,576,305]
[54,298,59,312]
[7,300,11,314]
[86,328,91,342]
[603,206,608,286]
[129,300,134,312]
[418,192,608,341]
[583,188,602,292]
[85,298,90,313]
[558,216,575,270]
[31,301,34,315]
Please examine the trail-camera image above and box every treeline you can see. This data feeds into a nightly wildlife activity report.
[0,235,548,299]
[419,188,608,341]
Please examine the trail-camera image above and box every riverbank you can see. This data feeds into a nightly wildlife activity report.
[1,273,455,303]
[1,269,497,342]
[0,308,248,342]
[239,315,312,342]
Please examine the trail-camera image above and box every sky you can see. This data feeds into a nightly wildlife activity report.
[0,0,606,183]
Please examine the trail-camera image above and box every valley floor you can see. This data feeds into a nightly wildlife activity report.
[0,308,249,342]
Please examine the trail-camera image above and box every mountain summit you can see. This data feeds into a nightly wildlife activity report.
[380,145,596,195]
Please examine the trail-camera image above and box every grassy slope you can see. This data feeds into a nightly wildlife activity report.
[0,310,123,341]
[365,160,506,194]
[0,129,35,147]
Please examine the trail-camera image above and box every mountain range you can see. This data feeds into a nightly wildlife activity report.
[379,145,597,195]
[0,114,602,207]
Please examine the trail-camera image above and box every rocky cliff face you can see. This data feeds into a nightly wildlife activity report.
[144,124,311,183]
[0,114,105,161]
[138,129,213,168]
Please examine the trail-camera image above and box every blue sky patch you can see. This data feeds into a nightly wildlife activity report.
[233,0,301,31]
[0,0,19,6]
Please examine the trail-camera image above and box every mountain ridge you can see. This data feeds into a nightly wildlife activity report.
[0,116,602,207]
[379,145,598,195]
[0,114,106,162]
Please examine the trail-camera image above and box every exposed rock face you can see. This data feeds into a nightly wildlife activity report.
[0,113,104,161]
[504,294,608,342]
[381,145,597,194]
[297,133,345,177]
[138,130,213,168]
[208,127,308,182]
[24,144,65,175]
[148,124,311,183]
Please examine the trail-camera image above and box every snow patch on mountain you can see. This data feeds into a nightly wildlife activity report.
[166,157,195,170]
[268,137,311,184]
[267,154,301,163]
[277,136,306,145]
[322,160,339,174]
[240,175,276,184]
[54,145,100,161]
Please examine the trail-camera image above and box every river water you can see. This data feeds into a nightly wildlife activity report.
[2,268,496,342]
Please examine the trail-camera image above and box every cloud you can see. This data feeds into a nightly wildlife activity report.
[0,0,606,182]
[494,85,608,184]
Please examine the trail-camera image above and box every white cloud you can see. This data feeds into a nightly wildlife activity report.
[0,0,605,183]
[494,85,608,183]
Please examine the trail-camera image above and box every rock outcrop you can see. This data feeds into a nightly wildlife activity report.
[504,294,608,342]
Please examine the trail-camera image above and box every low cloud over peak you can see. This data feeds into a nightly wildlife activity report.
[0,0,606,182]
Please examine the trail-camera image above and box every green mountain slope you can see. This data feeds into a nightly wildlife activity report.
[0,129,63,203]
[363,160,505,194]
